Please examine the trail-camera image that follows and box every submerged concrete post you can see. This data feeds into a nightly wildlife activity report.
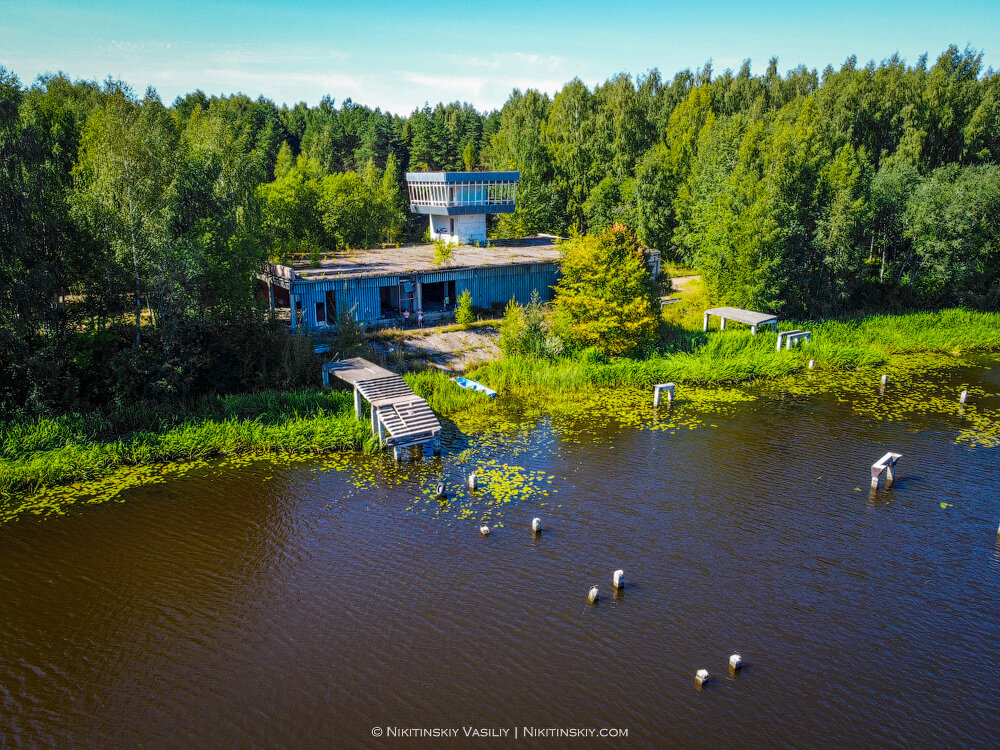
[808,359,815,370]
[353,386,362,420]
[960,389,968,405]
[871,452,902,489]
[653,383,676,408]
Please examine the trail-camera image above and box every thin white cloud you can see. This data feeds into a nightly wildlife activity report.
[200,68,358,91]
[402,72,488,99]
[99,40,174,53]
[510,52,565,69]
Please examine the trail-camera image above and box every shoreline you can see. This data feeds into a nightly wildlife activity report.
[3,308,999,521]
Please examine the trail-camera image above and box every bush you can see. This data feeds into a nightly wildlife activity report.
[498,290,562,358]
[455,290,474,327]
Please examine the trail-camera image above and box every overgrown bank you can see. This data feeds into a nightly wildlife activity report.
[2,308,998,516]
[462,308,1000,395]
[0,390,372,503]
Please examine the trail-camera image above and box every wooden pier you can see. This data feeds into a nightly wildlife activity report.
[703,307,778,335]
[322,357,442,460]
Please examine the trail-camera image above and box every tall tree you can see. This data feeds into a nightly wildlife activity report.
[72,84,180,345]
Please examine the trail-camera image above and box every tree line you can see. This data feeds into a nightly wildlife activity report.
[2,45,998,416]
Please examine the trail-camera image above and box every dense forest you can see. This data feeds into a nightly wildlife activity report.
[2,45,999,416]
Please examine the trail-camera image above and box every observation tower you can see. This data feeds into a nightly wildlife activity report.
[405,171,519,244]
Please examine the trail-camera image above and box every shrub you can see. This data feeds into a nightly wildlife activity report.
[455,290,474,327]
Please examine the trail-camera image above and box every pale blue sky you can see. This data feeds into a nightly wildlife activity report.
[2,0,997,113]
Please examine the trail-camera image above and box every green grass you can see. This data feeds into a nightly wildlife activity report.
[445,308,1000,402]
[4,308,997,508]
[0,389,372,502]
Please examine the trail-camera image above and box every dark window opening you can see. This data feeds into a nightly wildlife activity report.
[421,280,457,312]
[449,218,454,234]
[270,284,290,307]
[315,301,326,326]
[379,284,401,318]
[325,290,336,323]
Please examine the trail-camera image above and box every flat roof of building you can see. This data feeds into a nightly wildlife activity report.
[273,235,562,282]
[405,171,520,183]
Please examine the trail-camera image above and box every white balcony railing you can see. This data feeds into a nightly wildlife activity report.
[407,180,517,208]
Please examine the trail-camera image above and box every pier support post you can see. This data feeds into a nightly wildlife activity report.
[703,311,710,332]
[750,324,756,334]
[378,418,386,446]
[870,452,903,489]
[653,383,676,408]
[370,405,378,436]
[322,368,329,387]
[353,387,362,420]
[960,389,968,405]
[268,283,275,317]
[720,317,727,331]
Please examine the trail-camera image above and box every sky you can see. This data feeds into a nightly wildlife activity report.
[2,0,997,114]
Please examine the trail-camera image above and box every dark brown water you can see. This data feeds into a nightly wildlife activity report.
[2,360,1000,748]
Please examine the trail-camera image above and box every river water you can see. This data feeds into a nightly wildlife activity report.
[1,358,999,748]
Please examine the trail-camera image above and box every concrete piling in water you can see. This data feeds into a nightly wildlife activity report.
[468,471,478,491]
[729,653,743,672]
[588,586,599,603]
[881,374,888,387]
[695,669,710,687]
[960,389,968,405]
[808,359,815,370]
[871,451,903,489]
[613,569,624,590]
[653,383,675,408]
[531,517,541,533]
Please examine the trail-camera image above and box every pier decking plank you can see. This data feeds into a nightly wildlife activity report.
[323,358,442,457]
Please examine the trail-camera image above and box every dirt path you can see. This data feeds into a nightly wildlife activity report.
[670,274,700,291]
[661,274,700,305]
[369,325,500,372]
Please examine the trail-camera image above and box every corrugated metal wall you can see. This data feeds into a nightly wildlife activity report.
[285,262,560,328]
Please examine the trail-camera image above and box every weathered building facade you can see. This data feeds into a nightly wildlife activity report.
[264,238,562,330]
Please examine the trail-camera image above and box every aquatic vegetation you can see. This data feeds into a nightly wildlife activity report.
[0,392,370,507]
[1,309,997,525]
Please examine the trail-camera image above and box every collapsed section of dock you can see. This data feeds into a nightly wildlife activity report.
[322,357,441,460]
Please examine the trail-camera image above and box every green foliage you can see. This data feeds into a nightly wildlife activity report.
[476,308,1000,395]
[498,292,563,359]
[433,237,456,265]
[0,389,369,501]
[455,289,474,327]
[905,164,1000,306]
[3,47,1000,424]
[258,155,405,255]
[551,225,660,356]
